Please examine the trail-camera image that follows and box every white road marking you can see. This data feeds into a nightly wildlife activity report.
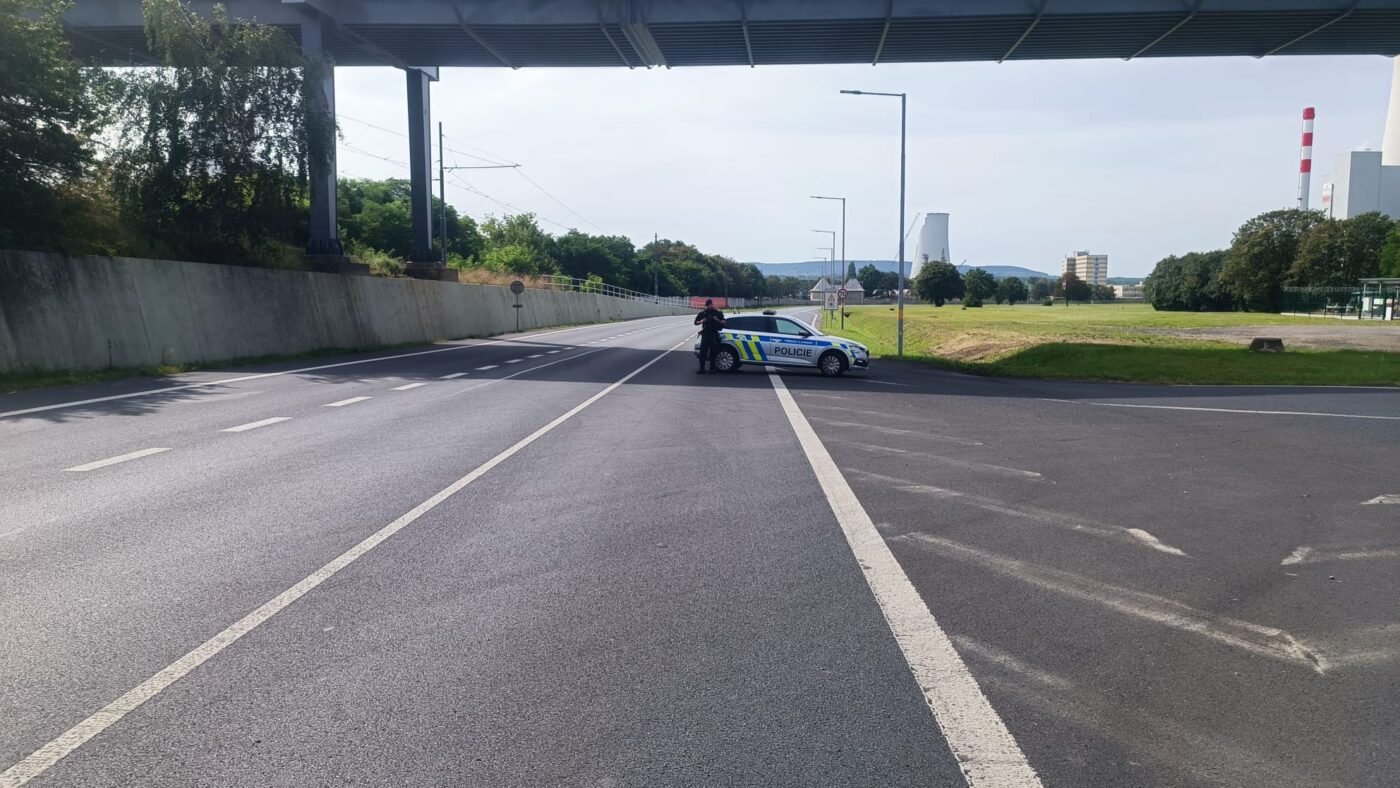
[505,359,523,364]
[391,382,429,391]
[1363,494,1400,505]
[849,469,1188,558]
[808,416,985,446]
[475,365,499,371]
[439,372,468,379]
[526,354,543,359]
[848,442,1041,480]
[324,397,372,408]
[0,320,685,420]
[900,533,1323,673]
[949,635,1073,690]
[1057,401,1400,421]
[767,371,1042,788]
[63,447,171,472]
[219,417,290,433]
[1281,545,1400,565]
[546,350,560,354]
[0,338,689,788]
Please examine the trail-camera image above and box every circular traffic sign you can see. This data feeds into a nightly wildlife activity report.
[510,280,525,295]
[837,288,848,303]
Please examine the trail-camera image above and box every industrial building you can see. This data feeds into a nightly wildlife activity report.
[1062,251,1109,286]
[911,213,950,279]
[1321,59,1400,219]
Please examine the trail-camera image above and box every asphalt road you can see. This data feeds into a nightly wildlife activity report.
[2,310,1398,787]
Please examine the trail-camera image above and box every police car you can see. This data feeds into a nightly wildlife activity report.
[696,311,869,376]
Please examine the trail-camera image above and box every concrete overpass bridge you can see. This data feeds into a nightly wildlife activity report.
[62,0,1400,268]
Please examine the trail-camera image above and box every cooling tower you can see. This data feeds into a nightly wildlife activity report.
[910,213,950,279]
[1384,57,1400,166]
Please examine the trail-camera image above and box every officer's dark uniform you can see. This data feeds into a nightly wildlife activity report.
[694,305,726,373]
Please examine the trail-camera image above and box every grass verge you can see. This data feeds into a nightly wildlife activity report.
[838,303,1400,386]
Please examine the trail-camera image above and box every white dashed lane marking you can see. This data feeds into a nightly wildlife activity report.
[220,417,291,433]
[324,397,372,408]
[63,448,171,473]
[505,359,523,364]
[526,354,543,359]
[439,372,468,379]
[546,351,560,354]
[391,383,429,391]
[475,365,498,371]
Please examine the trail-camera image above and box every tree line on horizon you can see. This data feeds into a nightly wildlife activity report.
[1145,209,1400,312]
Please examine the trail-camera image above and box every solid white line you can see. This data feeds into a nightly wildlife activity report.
[475,365,499,371]
[391,382,429,391]
[767,371,1041,787]
[1363,494,1400,505]
[219,417,290,433]
[63,447,171,472]
[0,338,688,788]
[324,397,372,408]
[0,317,694,422]
[1074,402,1400,421]
[1281,545,1400,565]
[439,372,468,379]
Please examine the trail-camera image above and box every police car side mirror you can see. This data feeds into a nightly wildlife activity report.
[799,331,812,337]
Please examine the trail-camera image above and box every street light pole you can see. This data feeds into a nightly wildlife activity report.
[811,195,846,287]
[841,89,908,356]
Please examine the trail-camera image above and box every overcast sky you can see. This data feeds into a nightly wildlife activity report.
[335,55,1396,277]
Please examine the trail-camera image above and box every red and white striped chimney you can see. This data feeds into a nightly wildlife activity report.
[1298,107,1315,211]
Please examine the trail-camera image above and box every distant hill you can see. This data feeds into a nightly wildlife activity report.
[749,260,1054,280]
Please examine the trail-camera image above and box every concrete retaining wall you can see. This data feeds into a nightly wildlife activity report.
[0,250,691,374]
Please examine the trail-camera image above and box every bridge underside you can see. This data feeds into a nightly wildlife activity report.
[61,1,1400,68]
[60,0,1400,267]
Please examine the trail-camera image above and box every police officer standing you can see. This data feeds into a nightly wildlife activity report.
[694,298,726,374]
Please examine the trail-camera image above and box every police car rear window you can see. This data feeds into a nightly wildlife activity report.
[725,316,770,331]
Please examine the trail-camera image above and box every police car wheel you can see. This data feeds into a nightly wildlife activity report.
[818,351,846,377]
[713,347,740,373]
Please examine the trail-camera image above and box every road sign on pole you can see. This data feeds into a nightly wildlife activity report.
[823,291,839,311]
[837,288,848,304]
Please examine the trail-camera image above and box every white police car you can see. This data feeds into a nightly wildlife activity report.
[696,312,869,376]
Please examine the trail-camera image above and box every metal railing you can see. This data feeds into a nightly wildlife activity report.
[538,275,689,309]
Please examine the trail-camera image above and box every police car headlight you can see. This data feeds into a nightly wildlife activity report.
[852,346,868,358]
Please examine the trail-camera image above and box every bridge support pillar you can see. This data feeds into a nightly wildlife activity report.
[300,15,343,260]
[404,67,442,275]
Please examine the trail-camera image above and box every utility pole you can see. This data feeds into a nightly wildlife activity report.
[435,123,521,264]
[438,122,447,262]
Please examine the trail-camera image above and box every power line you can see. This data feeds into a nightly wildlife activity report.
[512,169,601,231]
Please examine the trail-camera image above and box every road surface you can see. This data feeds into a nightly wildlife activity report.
[2,311,1398,787]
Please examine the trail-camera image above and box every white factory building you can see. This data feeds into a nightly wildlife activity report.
[911,213,950,279]
[1321,58,1400,219]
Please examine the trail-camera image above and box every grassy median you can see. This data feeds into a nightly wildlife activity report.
[835,303,1400,386]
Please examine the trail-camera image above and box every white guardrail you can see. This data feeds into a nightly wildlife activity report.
[538,275,690,309]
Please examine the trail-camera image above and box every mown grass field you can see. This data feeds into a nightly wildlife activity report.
[835,303,1400,386]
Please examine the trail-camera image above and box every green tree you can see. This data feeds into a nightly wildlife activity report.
[338,178,482,263]
[997,276,1028,306]
[1151,250,1234,312]
[106,0,334,264]
[856,264,886,295]
[1379,223,1400,277]
[1093,284,1117,301]
[553,230,634,283]
[846,261,857,281]
[1027,277,1053,302]
[913,261,963,306]
[962,267,995,307]
[1286,212,1392,287]
[1218,209,1325,311]
[1053,271,1091,303]
[480,213,555,274]
[0,0,117,252]
[480,243,541,275]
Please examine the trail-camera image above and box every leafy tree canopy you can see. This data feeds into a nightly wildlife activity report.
[913,261,963,306]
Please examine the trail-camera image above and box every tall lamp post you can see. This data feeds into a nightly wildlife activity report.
[841,89,907,356]
[811,229,837,322]
[811,195,846,286]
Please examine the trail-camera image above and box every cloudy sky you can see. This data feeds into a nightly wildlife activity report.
[334,55,1396,277]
